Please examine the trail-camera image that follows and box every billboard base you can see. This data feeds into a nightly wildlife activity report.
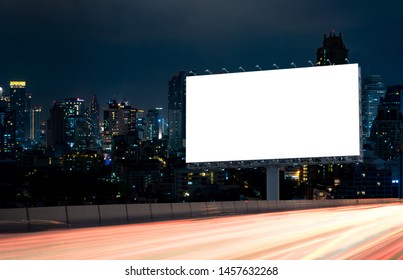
[266,165,281,200]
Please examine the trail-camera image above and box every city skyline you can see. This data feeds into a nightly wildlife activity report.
[1,0,403,118]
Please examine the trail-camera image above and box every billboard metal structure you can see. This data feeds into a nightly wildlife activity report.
[186,64,362,199]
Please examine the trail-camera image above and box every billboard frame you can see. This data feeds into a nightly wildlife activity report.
[185,64,363,200]
[186,155,363,170]
[186,64,363,170]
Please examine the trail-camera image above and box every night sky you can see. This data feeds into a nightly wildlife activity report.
[1,0,402,119]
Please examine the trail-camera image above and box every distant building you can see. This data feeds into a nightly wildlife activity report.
[361,75,386,143]
[316,32,349,65]
[9,81,30,145]
[47,102,67,157]
[334,146,396,198]
[89,95,102,149]
[146,108,164,141]
[370,85,403,161]
[173,168,238,202]
[102,99,138,153]
[30,107,42,145]
[168,71,187,158]
[61,150,102,173]
[0,97,16,158]
[61,97,87,150]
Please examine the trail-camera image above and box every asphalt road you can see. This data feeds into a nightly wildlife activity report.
[1,203,402,260]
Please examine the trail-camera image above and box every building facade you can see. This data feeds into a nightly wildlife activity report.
[361,75,386,143]
[9,81,30,145]
[316,32,349,66]
[370,85,403,161]
[102,99,138,153]
[0,95,16,158]
[168,71,187,158]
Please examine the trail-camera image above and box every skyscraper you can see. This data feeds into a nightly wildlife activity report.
[89,95,101,148]
[146,108,164,141]
[62,97,86,150]
[168,71,187,158]
[9,81,30,145]
[361,75,386,143]
[370,85,403,161]
[0,87,15,158]
[30,107,42,145]
[316,32,349,66]
[102,99,138,152]
[47,101,66,153]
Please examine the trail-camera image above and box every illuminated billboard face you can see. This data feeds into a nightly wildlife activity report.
[186,63,361,164]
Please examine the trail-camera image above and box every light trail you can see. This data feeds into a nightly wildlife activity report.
[0,203,402,260]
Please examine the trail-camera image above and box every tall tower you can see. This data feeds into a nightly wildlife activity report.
[30,107,42,145]
[89,95,101,148]
[146,108,164,141]
[168,71,187,158]
[47,101,66,153]
[361,75,386,143]
[9,81,30,144]
[62,97,86,150]
[0,86,16,158]
[316,32,349,65]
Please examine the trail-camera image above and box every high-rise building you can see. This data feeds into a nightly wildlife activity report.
[361,75,386,143]
[316,32,349,66]
[89,95,101,149]
[0,88,16,158]
[61,98,88,150]
[30,107,42,145]
[47,101,66,153]
[134,109,146,141]
[9,81,30,144]
[370,85,403,161]
[146,108,164,141]
[168,71,187,158]
[102,100,138,152]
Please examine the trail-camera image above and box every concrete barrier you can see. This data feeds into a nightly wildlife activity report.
[234,201,248,214]
[246,200,259,213]
[0,198,401,232]
[221,201,236,215]
[267,200,278,211]
[189,202,208,218]
[206,201,223,216]
[0,208,29,232]
[171,203,192,220]
[257,200,269,212]
[28,206,68,231]
[151,203,173,221]
[99,204,128,226]
[67,205,100,227]
[126,204,152,223]
[298,200,313,209]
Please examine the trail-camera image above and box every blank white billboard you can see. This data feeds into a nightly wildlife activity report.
[186,63,361,164]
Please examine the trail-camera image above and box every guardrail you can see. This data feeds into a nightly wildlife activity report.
[0,198,401,233]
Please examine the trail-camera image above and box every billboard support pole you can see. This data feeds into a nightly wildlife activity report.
[266,165,280,200]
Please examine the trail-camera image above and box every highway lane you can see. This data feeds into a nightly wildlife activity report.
[1,203,402,260]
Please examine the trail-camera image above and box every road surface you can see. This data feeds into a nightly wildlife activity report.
[1,203,402,260]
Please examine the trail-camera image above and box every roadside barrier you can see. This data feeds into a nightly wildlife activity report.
[0,198,401,232]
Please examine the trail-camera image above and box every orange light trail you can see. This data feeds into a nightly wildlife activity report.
[1,203,402,260]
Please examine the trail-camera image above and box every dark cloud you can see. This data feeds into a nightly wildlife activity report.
[1,0,402,117]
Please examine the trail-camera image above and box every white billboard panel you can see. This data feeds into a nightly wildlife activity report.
[186,64,361,164]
